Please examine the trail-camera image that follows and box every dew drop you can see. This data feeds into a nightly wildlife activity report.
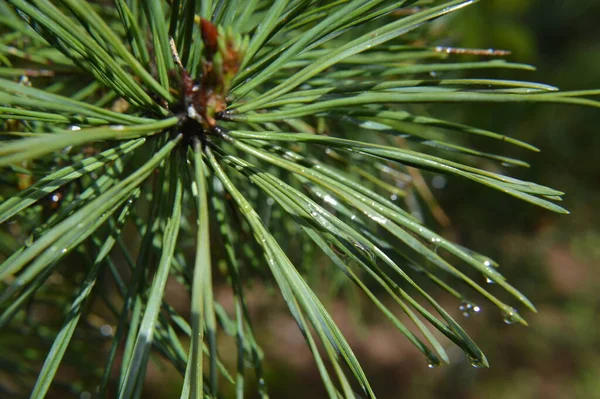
[467,355,485,369]
[502,308,520,325]
[459,300,481,318]
[429,71,438,78]
[258,377,266,389]
[430,237,442,246]
[429,236,442,252]
[323,195,338,206]
[351,241,377,263]
[61,248,67,254]
[100,324,113,337]
[427,361,438,369]
[483,259,498,283]
[368,214,387,224]
[431,175,446,189]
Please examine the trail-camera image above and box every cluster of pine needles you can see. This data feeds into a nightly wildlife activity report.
[0,0,598,398]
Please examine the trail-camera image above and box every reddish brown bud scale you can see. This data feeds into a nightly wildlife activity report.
[173,19,247,132]
[200,18,218,59]
[223,39,241,77]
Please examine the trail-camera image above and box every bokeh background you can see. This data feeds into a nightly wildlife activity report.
[234,1,600,398]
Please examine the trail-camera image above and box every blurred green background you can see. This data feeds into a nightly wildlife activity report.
[248,1,600,398]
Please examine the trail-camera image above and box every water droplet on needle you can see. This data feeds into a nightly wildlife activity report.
[459,301,481,318]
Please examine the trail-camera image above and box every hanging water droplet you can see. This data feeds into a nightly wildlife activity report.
[431,175,446,189]
[483,259,499,283]
[323,195,338,206]
[429,71,438,78]
[467,355,486,369]
[367,213,387,225]
[502,308,520,325]
[348,239,376,263]
[459,301,481,318]
[427,361,438,369]
[100,324,113,337]
[61,248,67,254]
[429,236,442,252]
[390,194,398,201]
